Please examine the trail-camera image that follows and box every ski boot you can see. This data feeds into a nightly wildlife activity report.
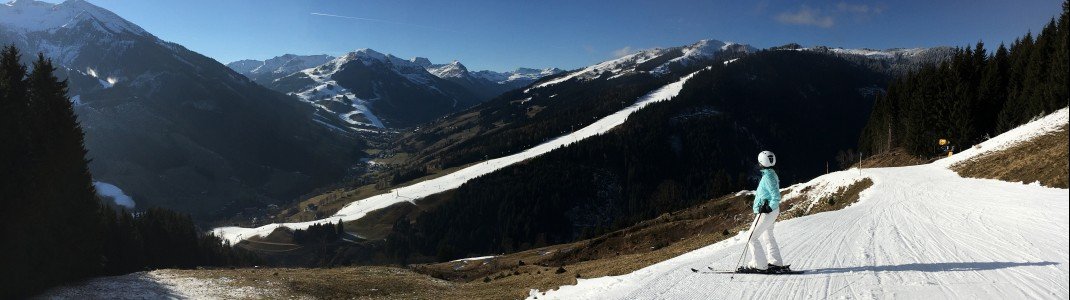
[735,266,771,274]
[767,264,792,274]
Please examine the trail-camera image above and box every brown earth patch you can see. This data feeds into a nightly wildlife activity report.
[952,125,1068,188]
[856,148,930,168]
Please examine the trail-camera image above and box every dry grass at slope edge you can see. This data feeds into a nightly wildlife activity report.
[155,179,876,300]
[779,179,874,220]
[171,266,456,299]
[952,125,1068,189]
[414,192,759,299]
[414,180,870,299]
[856,148,930,168]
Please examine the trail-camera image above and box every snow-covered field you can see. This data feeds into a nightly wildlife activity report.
[531,108,1070,299]
[212,68,710,244]
[34,270,286,300]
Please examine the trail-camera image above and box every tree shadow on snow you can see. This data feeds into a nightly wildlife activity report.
[806,261,1058,274]
[31,271,181,299]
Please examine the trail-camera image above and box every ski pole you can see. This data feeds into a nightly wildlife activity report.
[733,213,763,272]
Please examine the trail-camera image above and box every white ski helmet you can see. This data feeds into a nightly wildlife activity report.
[758,150,776,167]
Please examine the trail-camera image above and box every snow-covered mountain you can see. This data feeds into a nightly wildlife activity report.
[472,67,565,85]
[216,38,939,251]
[0,0,360,218]
[424,60,468,78]
[228,52,562,128]
[227,54,333,85]
[525,39,755,93]
[214,39,762,242]
[262,49,481,128]
[1,0,146,35]
[771,43,956,75]
[420,59,564,100]
[421,60,508,99]
[213,67,711,244]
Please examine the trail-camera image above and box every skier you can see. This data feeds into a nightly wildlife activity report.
[737,150,791,274]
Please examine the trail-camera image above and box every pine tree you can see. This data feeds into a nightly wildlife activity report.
[862,4,1068,157]
[0,44,34,300]
[1,48,258,298]
[1054,1,1070,109]
[26,53,105,288]
[977,44,1010,137]
[998,32,1036,131]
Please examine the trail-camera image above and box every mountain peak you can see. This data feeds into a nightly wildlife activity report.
[1,0,149,36]
[427,60,469,78]
[446,60,467,70]
[347,48,387,61]
[411,57,432,67]
[227,54,334,78]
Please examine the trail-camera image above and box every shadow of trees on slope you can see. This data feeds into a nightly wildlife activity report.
[31,271,179,299]
[807,261,1058,274]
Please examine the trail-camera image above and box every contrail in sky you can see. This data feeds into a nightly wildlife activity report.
[310,12,461,33]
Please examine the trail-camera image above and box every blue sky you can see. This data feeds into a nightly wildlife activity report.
[85,0,1064,72]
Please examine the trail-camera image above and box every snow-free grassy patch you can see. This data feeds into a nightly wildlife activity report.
[953,125,1068,188]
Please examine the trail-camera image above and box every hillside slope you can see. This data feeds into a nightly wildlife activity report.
[1,0,361,219]
[213,67,710,244]
[39,110,1067,300]
[533,108,1070,299]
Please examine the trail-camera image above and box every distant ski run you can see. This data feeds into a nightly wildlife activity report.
[213,68,711,244]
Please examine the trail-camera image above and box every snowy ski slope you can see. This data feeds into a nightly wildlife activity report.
[531,108,1069,299]
[212,68,710,244]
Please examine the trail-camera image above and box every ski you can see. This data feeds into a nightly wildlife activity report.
[689,267,735,273]
[689,266,804,274]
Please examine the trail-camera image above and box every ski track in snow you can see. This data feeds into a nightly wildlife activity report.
[212,68,710,244]
[531,108,1070,300]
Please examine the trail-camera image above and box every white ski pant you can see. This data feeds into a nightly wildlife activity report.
[747,209,783,269]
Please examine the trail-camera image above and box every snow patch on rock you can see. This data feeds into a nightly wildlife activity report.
[94,181,135,208]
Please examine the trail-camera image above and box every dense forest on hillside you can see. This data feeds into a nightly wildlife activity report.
[382,51,752,188]
[384,50,888,261]
[859,3,1068,156]
[384,73,672,185]
[0,47,257,299]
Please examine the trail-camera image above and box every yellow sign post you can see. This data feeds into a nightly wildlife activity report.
[938,139,953,157]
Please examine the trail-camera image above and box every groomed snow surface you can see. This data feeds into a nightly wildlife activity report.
[531,108,1069,300]
[212,68,711,244]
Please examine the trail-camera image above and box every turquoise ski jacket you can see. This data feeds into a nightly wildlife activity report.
[753,168,781,214]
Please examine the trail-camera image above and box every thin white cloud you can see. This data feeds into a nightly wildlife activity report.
[836,2,885,14]
[775,6,835,28]
[753,0,770,15]
[611,46,634,58]
[310,12,460,33]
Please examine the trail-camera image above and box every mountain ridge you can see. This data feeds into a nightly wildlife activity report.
[230,48,562,129]
[1,0,363,220]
